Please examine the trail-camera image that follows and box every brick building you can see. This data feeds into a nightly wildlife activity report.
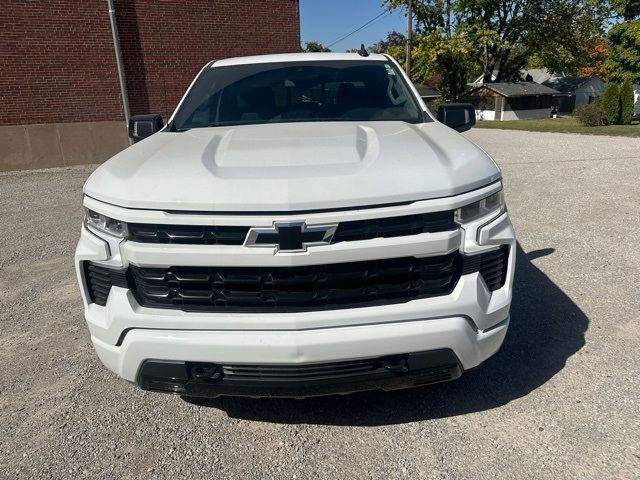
[0,0,300,171]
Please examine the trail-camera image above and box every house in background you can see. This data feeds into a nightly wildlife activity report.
[414,84,441,106]
[542,76,605,113]
[634,85,640,116]
[464,67,608,117]
[462,82,560,121]
[469,68,563,88]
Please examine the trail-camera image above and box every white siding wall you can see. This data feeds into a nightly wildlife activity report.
[476,110,496,121]
[634,85,640,116]
[574,78,605,108]
[574,93,591,109]
[476,108,550,121]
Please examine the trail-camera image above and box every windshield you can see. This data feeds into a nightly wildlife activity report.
[171,60,425,130]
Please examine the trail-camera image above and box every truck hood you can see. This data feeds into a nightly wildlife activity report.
[84,121,500,212]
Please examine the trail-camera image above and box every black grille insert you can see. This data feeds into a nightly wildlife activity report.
[332,211,455,242]
[220,359,380,382]
[462,245,509,291]
[128,224,249,245]
[82,246,509,310]
[83,262,128,306]
[127,210,456,246]
[129,253,461,312]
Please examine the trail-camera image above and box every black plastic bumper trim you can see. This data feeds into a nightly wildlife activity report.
[136,349,463,398]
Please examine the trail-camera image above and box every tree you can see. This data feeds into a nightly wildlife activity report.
[411,32,476,101]
[600,83,621,124]
[369,30,407,66]
[303,41,331,52]
[577,39,609,78]
[620,78,635,123]
[607,0,640,85]
[611,0,640,20]
[607,20,640,83]
[369,30,406,53]
[383,0,609,96]
[527,2,610,76]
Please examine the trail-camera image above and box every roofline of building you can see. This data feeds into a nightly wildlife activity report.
[463,83,560,98]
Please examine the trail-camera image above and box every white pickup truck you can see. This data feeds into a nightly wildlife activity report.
[75,52,515,398]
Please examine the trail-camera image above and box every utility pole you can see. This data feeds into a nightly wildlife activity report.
[405,0,412,75]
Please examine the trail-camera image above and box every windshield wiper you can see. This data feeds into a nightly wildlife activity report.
[176,121,264,130]
[174,116,423,131]
[167,119,186,132]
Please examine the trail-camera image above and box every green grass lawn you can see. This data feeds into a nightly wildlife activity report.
[474,116,640,137]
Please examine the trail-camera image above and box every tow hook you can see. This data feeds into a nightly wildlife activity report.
[188,363,223,382]
[380,357,409,374]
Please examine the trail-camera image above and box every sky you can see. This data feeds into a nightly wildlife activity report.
[300,0,407,52]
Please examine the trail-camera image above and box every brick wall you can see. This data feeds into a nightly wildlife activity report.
[0,0,300,126]
[1,0,123,125]
[117,0,301,119]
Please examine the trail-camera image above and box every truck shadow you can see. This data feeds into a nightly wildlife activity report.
[185,243,588,425]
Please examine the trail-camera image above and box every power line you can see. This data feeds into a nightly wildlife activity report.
[326,10,391,49]
[326,10,390,48]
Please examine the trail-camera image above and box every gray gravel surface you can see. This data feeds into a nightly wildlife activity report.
[1,129,639,479]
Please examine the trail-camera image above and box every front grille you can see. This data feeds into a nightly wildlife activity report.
[128,253,460,312]
[83,246,509,311]
[332,211,455,242]
[127,210,456,246]
[128,224,249,245]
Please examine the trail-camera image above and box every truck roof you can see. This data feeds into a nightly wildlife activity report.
[212,52,389,67]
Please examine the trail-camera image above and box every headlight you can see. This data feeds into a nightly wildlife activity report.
[455,189,504,224]
[84,209,128,238]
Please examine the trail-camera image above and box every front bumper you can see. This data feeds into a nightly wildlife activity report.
[75,192,516,397]
[91,311,508,387]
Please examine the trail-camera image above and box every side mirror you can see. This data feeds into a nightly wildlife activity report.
[128,114,163,143]
[437,103,476,132]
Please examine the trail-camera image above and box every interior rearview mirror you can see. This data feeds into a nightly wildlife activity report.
[437,103,476,132]
[128,114,164,143]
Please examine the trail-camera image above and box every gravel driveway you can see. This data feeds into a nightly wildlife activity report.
[1,129,639,479]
